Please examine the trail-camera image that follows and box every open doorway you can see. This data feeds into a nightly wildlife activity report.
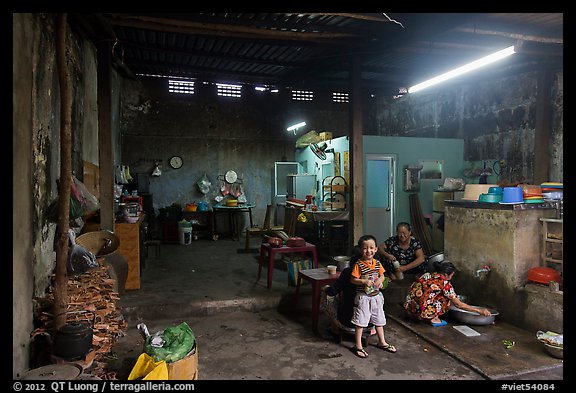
[364,154,395,245]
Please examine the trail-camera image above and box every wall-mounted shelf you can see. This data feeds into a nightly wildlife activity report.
[540,218,563,276]
[322,175,347,211]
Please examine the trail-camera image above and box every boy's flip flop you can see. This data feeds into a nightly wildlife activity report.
[351,346,369,358]
[431,319,447,327]
[376,343,397,353]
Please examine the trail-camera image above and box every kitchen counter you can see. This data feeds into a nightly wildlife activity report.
[445,199,559,211]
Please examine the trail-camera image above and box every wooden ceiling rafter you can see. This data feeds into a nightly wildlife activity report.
[454,27,563,44]
[105,14,364,43]
[122,42,305,69]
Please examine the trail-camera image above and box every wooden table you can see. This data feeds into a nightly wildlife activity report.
[296,267,341,332]
[213,204,254,240]
[257,243,318,289]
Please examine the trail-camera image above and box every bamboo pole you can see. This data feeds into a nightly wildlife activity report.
[53,13,73,330]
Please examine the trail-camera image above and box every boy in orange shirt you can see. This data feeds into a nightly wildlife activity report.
[350,234,397,358]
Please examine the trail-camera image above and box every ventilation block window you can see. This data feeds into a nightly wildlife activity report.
[332,92,349,103]
[291,90,314,101]
[168,80,195,95]
[217,83,242,98]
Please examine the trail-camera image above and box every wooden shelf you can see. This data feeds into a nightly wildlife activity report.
[543,257,562,264]
[545,237,562,243]
[539,217,563,276]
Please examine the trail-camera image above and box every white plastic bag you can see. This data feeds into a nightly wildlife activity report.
[196,173,211,194]
[66,229,98,275]
[72,175,100,214]
[151,163,162,177]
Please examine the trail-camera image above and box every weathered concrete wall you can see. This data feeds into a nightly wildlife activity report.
[370,68,563,184]
[444,204,560,331]
[13,12,35,380]
[13,13,107,378]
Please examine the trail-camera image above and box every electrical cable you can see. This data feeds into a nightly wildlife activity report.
[492,160,502,176]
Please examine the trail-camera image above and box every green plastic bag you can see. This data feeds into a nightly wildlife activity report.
[46,194,84,223]
[145,322,196,363]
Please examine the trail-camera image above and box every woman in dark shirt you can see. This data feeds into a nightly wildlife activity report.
[378,222,427,278]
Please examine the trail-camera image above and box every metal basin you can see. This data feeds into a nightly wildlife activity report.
[449,304,499,325]
[543,343,563,359]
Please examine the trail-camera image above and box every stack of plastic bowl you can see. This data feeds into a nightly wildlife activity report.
[462,184,498,201]
[541,182,563,201]
[499,187,524,204]
[520,184,544,204]
[478,186,503,203]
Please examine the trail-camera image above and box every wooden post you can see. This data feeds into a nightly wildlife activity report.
[97,38,115,231]
[349,56,363,249]
[53,13,72,330]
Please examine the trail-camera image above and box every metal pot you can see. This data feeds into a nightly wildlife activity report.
[333,256,350,271]
[449,305,499,325]
[427,252,444,265]
[53,322,93,360]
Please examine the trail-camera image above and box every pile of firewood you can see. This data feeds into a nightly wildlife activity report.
[31,263,127,375]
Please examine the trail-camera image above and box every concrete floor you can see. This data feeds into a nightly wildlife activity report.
[107,238,564,382]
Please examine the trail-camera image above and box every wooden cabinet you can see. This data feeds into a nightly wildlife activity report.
[540,218,563,276]
[115,215,145,290]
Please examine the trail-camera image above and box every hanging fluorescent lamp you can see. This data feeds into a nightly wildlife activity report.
[408,45,516,94]
[287,121,306,135]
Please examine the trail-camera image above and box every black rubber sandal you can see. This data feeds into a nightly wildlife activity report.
[351,346,369,358]
[376,343,397,353]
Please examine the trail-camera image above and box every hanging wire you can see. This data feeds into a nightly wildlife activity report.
[492,160,502,176]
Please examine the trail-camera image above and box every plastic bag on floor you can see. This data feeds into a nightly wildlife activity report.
[144,322,196,363]
[67,229,98,275]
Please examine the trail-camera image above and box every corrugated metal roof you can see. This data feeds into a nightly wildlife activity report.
[89,12,562,93]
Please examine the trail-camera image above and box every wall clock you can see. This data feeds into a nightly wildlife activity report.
[169,155,183,169]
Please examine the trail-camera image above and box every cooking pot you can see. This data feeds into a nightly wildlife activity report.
[333,256,351,271]
[427,252,444,265]
[53,321,93,360]
[53,311,95,360]
[527,267,561,285]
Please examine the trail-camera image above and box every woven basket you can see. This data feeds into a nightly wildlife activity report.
[75,230,120,257]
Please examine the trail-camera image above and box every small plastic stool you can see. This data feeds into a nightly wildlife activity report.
[144,240,161,259]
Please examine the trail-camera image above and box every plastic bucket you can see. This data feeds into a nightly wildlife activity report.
[179,226,193,245]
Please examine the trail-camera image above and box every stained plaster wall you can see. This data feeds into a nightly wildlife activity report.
[119,78,350,231]
[444,205,561,331]
[13,14,108,378]
[13,12,35,379]
[369,67,563,185]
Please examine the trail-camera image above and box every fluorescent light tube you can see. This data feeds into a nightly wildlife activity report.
[287,121,306,132]
[408,45,516,94]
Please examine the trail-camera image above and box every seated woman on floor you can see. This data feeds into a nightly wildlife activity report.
[377,222,428,279]
[403,260,491,326]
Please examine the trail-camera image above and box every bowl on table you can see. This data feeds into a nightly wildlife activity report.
[478,193,502,203]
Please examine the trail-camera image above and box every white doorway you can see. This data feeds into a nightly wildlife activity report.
[364,154,395,245]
